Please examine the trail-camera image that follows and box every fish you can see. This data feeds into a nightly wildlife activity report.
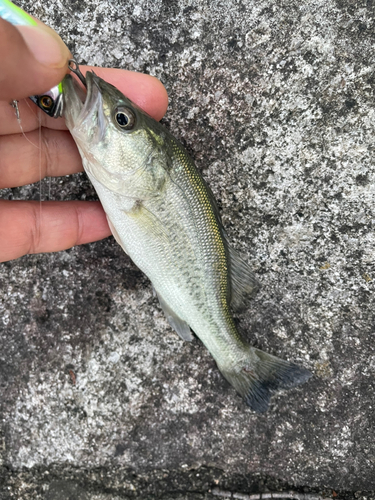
[62,70,312,412]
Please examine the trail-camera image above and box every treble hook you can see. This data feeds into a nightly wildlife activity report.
[68,59,87,87]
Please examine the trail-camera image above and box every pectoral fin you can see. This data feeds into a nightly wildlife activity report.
[156,292,193,342]
[228,245,261,312]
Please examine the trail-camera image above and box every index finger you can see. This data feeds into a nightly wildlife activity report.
[0,66,169,135]
[0,16,71,99]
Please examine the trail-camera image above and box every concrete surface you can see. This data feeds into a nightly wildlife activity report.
[1,0,374,497]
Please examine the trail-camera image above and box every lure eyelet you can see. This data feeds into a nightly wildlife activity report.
[68,59,87,88]
[39,95,54,110]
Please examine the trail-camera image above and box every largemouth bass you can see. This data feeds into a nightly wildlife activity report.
[62,71,311,412]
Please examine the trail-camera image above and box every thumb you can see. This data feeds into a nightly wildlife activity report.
[0,16,71,101]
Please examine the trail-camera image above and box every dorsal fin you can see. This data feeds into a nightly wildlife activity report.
[227,245,260,312]
[196,176,261,310]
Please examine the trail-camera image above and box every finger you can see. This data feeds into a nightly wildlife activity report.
[0,128,83,188]
[0,17,71,101]
[0,200,111,262]
[0,66,169,135]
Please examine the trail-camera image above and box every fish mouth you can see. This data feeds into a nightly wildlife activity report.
[79,72,103,124]
[62,71,103,130]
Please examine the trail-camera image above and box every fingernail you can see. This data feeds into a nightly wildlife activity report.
[16,25,71,68]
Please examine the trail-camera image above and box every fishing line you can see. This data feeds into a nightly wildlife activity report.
[13,99,46,277]
[14,99,41,150]
[38,107,42,206]
[14,100,43,210]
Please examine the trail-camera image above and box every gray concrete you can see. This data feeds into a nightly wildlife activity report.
[1,0,374,497]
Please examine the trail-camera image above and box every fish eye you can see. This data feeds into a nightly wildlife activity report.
[113,106,136,130]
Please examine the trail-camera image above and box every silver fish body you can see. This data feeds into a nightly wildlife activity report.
[63,72,311,412]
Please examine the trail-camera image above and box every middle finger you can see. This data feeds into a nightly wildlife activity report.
[0,127,83,188]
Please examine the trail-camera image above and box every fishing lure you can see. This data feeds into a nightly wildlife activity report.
[0,0,63,117]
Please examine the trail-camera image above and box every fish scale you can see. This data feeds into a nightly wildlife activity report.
[63,70,312,412]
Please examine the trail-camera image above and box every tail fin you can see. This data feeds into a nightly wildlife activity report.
[218,348,312,413]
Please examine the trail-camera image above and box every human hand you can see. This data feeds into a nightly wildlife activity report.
[0,15,168,262]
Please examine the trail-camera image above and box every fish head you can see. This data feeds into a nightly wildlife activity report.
[62,71,170,196]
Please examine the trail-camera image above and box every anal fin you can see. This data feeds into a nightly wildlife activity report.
[156,292,193,342]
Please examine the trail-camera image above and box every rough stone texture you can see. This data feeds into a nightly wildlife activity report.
[1,0,375,497]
